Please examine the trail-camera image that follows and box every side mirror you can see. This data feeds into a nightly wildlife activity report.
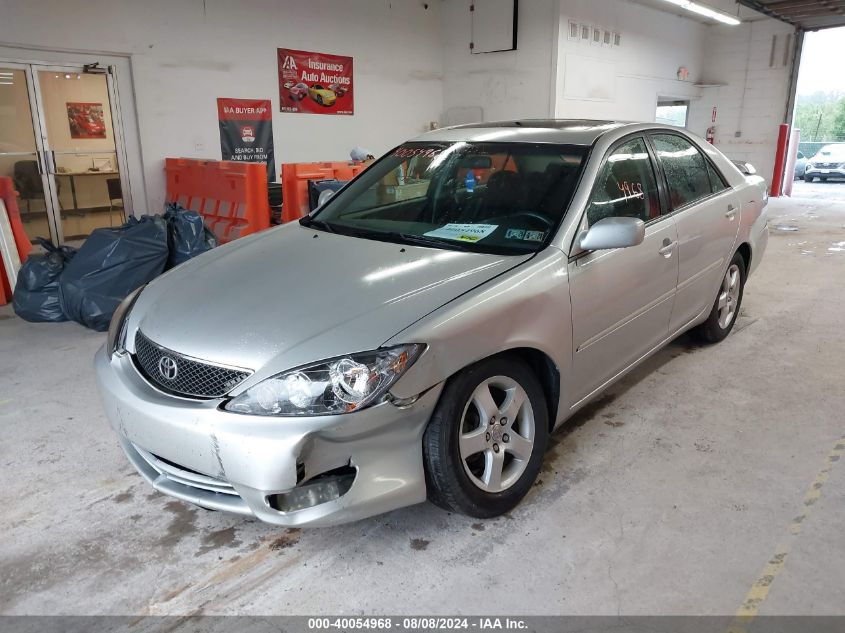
[578,216,645,251]
[731,160,757,175]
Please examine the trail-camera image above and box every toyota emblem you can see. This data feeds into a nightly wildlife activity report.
[158,356,179,381]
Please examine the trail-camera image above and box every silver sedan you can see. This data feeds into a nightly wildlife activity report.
[95,120,769,526]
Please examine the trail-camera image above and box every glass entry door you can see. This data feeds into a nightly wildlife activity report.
[0,61,130,245]
[0,64,52,242]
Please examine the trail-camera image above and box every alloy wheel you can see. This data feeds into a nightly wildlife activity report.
[717,263,741,329]
[458,376,535,493]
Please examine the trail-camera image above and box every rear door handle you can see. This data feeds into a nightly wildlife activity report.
[658,239,677,258]
[726,204,738,220]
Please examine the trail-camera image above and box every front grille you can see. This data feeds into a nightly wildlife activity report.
[133,330,252,398]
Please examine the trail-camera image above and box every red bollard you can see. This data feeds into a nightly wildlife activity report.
[770,123,790,198]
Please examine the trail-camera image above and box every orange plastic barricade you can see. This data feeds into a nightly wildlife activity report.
[280,161,366,223]
[165,158,271,244]
[0,177,32,262]
[0,177,33,306]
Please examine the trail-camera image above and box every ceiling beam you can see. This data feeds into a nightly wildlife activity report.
[737,0,845,29]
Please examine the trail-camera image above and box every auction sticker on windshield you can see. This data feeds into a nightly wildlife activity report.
[424,224,498,242]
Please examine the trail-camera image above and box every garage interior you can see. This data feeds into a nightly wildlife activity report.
[2,0,845,622]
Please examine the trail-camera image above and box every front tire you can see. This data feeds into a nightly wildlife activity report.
[691,252,746,344]
[804,174,813,182]
[423,356,548,518]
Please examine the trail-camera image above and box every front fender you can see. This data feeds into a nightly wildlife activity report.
[384,248,573,416]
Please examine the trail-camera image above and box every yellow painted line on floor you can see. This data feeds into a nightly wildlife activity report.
[0,399,10,406]
[728,435,845,633]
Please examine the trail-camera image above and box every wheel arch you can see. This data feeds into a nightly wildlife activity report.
[488,347,561,433]
[736,241,751,271]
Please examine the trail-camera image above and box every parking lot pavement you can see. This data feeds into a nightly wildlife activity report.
[789,178,845,200]
[2,194,845,616]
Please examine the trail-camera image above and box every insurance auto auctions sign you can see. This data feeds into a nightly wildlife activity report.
[277,48,353,116]
[217,98,276,181]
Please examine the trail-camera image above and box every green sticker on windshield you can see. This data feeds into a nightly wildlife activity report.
[424,223,498,243]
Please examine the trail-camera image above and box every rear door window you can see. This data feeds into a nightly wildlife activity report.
[706,162,728,194]
[651,133,713,209]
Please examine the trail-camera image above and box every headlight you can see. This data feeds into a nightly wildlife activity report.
[107,285,145,360]
[224,344,425,416]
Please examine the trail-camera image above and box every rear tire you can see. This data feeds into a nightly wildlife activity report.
[423,356,548,518]
[691,252,746,344]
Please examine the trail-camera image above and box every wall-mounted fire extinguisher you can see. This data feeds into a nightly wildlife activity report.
[706,126,715,144]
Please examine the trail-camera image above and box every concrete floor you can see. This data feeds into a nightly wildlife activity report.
[1,190,844,616]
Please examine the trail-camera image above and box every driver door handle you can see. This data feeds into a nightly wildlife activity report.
[658,238,677,258]
[726,204,738,220]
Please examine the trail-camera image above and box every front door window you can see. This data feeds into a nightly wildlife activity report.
[585,137,661,225]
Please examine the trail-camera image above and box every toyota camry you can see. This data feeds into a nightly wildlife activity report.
[96,120,769,526]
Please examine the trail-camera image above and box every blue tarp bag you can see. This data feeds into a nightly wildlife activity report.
[164,203,217,269]
[58,215,169,331]
[13,238,77,323]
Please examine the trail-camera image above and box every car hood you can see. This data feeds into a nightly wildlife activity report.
[128,223,531,379]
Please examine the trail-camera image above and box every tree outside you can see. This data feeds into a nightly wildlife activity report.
[793,92,845,143]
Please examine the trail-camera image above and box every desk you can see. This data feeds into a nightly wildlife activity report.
[55,170,119,212]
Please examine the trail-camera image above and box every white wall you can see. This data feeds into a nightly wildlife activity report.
[1,0,796,216]
[555,0,706,122]
[0,0,444,214]
[439,0,708,124]
[441,0,559,123]
[687,18,796,184]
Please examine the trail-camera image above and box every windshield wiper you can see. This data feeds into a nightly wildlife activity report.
[299,216,337,233]
[301,218,475,251]
[377,232,476,251]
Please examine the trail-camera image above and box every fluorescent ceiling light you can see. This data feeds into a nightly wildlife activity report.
[659,0,741,25]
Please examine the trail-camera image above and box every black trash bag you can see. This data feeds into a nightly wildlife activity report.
[12,238,78,323]
[164,203,217,269]
[59,215,169,331]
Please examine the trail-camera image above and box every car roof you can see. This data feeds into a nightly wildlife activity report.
[412,119,638,146]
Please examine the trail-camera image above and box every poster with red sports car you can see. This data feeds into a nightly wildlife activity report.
[66,102,107,139]
[278,48,353,116]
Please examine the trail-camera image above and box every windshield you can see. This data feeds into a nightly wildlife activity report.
[817,145,845,159]
[306,141,588,255]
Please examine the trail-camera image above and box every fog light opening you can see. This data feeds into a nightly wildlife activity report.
[268,465,356,513]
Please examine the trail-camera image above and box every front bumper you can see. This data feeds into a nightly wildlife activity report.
[94,346,443,527]
[805,166,845,178]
